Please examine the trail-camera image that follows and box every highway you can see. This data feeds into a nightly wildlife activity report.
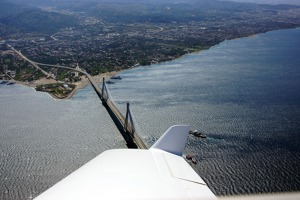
[8,45,56,79]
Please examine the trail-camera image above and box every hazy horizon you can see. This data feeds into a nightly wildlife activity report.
[5,0,300,6]
[220,0,300,5]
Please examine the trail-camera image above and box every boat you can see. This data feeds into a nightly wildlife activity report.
[192,157,198,164]
[186,154,197,164]
[189,130,207,138]
[186,154,193,160]
[111,75,122,80]
[0,80,9,84]
[105,80,115,84]
[7,82,16,85]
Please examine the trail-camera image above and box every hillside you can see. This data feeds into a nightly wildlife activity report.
[0,0,78,34]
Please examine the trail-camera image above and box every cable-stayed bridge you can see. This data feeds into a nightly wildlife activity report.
[9,45,147,149]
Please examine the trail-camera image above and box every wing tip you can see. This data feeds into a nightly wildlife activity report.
[150,125,190,156]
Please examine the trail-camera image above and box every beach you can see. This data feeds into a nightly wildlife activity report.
[14,70,121,100]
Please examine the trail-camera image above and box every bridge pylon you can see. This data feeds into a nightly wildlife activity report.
[101,77,109,103]
[124,102,136,137]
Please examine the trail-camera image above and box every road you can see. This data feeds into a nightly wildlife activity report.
[8,45,56,79]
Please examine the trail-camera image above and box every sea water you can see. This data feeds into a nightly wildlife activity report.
[0,28,299,199]
[0,84,127,199]
[107,28,300,195]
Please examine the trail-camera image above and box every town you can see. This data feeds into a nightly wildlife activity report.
[1,0,300,96]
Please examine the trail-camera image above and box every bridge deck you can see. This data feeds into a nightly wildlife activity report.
[9,45,147,149]
[86,74,148,149]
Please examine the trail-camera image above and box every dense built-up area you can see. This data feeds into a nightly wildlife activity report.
[1,0,300,80]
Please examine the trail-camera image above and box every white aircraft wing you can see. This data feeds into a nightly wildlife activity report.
[34,125,217,200]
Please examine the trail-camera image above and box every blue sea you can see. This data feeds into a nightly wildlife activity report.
[107,28,300,195]
[0,28,299,199]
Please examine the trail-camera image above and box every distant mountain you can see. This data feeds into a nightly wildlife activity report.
[1,10,78,34]
[219,0,300,5]
[5,0,77,7]
[0,0,78,34]
[0,0,31,18]
[1,0,299,35]
[7,0,300,6]
[56,0,299,24]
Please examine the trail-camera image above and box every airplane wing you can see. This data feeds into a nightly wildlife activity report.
[34,125,217,200]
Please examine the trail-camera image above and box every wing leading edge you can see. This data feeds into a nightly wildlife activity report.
[34,125,217,200]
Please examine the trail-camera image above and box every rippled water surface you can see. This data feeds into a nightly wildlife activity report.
[1,28,300,199]
[107,28,300,195]
[0,85,127,200]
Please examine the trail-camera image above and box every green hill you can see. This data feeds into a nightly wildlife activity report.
[0,0,78,34]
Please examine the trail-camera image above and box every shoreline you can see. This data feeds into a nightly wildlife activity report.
[5,27,299,100]
[13,70,122,100]
[64,70,121,99]
[0,33,279,100]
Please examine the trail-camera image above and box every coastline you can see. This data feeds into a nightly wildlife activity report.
[6,27,299,100]
[64,70,121,99]
[14,70,121,100]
